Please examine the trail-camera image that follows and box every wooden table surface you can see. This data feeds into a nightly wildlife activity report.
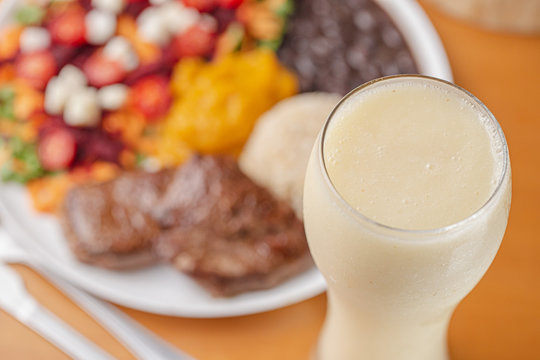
[1,3,539,359]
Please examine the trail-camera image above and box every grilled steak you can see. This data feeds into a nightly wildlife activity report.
[153,155,312,296]
[60,155,312,296]
[60,170,173,269]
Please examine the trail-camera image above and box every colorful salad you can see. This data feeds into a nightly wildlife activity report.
[0,0,296,212]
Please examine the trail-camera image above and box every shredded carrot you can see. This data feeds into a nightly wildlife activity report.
[0,26,22,61]
[88,161,120,182]
[151,136,192,168]
[28,112,48,129]
[0,64,15,83]
[27,174,73,213]
[17,122,38,142]
[13,80,44,121]
[134,137,157,155]
[214,22,245,59]
[102,109,146,146]
[0,121,17,137]
[27,162,120,213]
[119,149,136,169]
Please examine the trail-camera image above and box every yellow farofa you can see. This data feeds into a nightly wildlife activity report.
[160,49,298,157]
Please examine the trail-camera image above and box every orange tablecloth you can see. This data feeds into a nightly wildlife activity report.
[1,3,539,359]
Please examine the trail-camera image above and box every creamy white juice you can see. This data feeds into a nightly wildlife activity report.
[324,79,501,230]
[303,76,511,360]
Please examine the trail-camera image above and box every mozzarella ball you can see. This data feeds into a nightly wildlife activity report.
[64,88,102,127]
[103,36,139,71]
[137,7,171,46]
[97,84,129,111]
[19,27,51,53]
[85,9,117,45]
[44,77,70,115]
[161,2,200,34]
[58,65,87,90]
[92,0,125,15]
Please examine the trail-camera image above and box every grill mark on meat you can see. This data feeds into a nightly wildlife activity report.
[60,170,174,269]
[152,155,312,296]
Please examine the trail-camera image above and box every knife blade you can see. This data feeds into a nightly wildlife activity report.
[0,264,114,360]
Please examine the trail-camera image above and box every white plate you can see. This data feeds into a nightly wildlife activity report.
[0,184,326,317]
[378,0,452,80]
[0,0,451,317]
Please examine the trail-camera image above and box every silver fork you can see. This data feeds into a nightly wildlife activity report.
[0,228,194,360]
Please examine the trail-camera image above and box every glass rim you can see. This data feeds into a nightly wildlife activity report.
[318,74,510,235]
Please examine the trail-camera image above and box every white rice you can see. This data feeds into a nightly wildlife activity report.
[239,92,341,219]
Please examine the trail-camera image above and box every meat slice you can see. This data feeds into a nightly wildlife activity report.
[60,154,312,295]
[153,155,312,296]
[60,170,173,269]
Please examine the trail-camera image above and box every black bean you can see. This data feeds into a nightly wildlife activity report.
[278,0,418,94]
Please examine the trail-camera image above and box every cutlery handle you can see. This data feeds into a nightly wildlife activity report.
[0,227,193,360]
[40,267,194,360]
[23,302,114,360]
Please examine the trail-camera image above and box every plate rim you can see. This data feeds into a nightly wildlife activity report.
[377,0,453,81]
[0,195,327,317]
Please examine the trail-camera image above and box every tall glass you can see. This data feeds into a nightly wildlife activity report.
[303,75,511,360]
